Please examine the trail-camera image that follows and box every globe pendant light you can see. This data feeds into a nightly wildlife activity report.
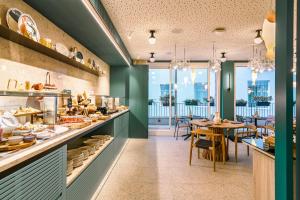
[149,52,155,62]
[148,30,156,45]
[254,29,263,44]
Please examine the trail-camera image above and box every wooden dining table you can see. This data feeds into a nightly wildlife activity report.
[190,119,245,162]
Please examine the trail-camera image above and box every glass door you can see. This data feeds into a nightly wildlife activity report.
[148,67,174,128]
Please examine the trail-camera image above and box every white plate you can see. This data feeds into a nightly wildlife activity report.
[55,43,69,57]
[6,8,23,32]
[18,13,40,42]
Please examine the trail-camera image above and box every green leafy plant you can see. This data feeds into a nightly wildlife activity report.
[236,99,247,106]
[184,99,199,106]
[160,95,175,106]
[148,99,154,105]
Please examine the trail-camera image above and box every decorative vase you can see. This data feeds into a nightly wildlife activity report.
[213,112,221,123]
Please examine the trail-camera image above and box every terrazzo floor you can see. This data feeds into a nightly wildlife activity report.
[96,136,254,200]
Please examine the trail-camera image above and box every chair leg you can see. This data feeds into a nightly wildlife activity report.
[189,133,194,165]
[176,127,179,140]
[174,123,177,137]
[235,137,238,163]
[213,149,216,172]
[247,145,249,156]
[222,136,226,164]
[198,148,200,159]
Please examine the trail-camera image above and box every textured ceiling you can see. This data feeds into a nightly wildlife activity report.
[101,0,271,61]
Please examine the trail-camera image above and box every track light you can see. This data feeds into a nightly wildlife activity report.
[149,52,155,62]
[254,29,263,44]
[220,52,227,62]
[148,30,156,45]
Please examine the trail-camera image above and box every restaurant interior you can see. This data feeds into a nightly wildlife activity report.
[0,0,298,200]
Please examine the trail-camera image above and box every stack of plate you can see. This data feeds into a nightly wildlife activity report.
[79,146,95,156]
[83,139,102,150]
[91,135,111,141]
[67,159,73,176]
[67,150,84,168]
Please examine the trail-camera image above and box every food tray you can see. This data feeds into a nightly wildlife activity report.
[0,140,36,152]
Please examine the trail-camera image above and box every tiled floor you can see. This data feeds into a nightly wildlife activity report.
[96,136,254,200]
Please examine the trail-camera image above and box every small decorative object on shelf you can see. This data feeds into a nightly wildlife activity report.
[44,72,57,90]
[40,37,53,49]
[55,43,69,57]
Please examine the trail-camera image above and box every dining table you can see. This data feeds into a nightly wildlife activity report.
[190,119,245,162]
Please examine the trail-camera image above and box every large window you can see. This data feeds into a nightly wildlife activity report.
[148,64,217,128]
[235,66,275,117]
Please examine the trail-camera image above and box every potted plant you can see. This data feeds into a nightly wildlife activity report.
[160,95,175,106]
[236,99,247,106]
[184,99,199,106]
[254,96,272,106]
[203,96,215,106]
[148,99,154,105]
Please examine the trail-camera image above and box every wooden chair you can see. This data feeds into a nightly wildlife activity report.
[174,116,190,140]
[228,124,258,162]
[189,128,225,171]
[262,125,275,136]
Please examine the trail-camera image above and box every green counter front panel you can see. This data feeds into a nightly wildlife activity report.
[0,146,66,200]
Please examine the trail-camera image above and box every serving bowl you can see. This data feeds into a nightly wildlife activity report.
[7,136,23,145]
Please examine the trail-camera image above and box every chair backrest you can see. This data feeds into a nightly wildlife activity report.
[191,128,217,136]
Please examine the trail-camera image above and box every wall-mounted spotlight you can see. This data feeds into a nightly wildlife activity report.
[148,30,156,45]
[227,73,231,92]
[149,52,155,63]
[220,52,227,62]
[254,29,263,44]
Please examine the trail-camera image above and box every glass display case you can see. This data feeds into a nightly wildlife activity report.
[0,90,71,154]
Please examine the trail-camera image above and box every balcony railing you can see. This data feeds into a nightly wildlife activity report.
[148,102,214,118]
[148,102,296,119]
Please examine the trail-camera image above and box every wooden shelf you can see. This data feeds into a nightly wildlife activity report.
[0,90,71,97]
[0,25,99,76]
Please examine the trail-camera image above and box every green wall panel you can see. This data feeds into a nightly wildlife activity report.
[220,61,235,120]
[129,65,149,138]
[110,65,129,106]
[275,0,294,199]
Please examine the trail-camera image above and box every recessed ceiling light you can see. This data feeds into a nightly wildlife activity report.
[212,27,226,36]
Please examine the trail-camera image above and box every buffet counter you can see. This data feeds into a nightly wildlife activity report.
[243,138,296,200]
[0,109,129,174]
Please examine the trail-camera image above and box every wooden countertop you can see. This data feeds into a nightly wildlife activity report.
[0,109,129,173]
[242,138,275,159]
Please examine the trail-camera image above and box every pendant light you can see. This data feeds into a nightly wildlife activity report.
[149,52,155,62]
[209,42,221,72]
[254,29,263,44]
[220,52,227,62]
[148,30,156,45]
